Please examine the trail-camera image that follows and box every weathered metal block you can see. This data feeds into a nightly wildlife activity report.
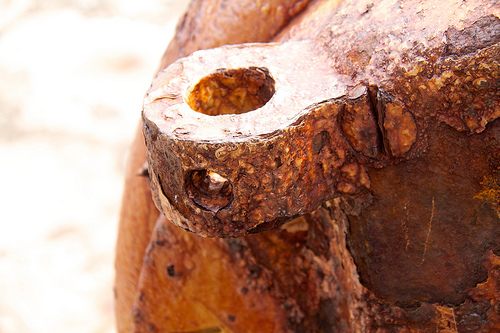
[116,0,500,332]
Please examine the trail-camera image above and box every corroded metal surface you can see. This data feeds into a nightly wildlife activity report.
[143,42,353,237]
[116,0,500,332]
[131,205,500,333]
[143,3,500,238]
[159,0,315,69]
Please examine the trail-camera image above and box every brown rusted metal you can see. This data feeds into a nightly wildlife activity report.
[143,42,353,237]
[143,9,500,238]
[116,0,500,332]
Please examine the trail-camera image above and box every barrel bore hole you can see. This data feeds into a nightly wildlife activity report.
[186,67,275,116]
[185,170,233,212]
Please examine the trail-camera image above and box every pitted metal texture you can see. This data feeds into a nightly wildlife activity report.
[143,14,500,238]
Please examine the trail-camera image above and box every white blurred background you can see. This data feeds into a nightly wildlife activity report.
[0,1,190,332]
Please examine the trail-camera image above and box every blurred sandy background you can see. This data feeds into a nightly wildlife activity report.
[0,0,189,332]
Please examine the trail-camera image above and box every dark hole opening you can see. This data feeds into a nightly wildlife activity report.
[185,169,233,212]
[186,67,275,116]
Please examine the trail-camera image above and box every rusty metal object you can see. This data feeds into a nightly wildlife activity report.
[143,7,500,239]
[143,42,354,237]
[115,1,315,331]
[116,0,500,332]
[159,0,315,69]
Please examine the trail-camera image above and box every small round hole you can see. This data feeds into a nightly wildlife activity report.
[185,170,233,212]
[186,67,275,116]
